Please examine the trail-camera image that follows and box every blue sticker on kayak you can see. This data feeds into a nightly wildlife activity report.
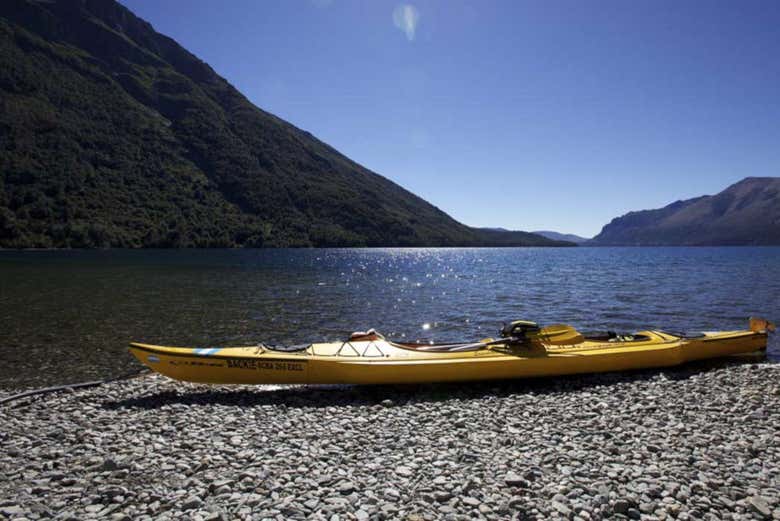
[194,348,220,356]
[147,355,160,363]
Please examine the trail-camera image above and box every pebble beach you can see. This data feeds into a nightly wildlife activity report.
[1,362,779,521]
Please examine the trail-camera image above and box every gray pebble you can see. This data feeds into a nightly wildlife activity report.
[749,496,772,518]
[504,471,525,487]
[1,366,779,521]
[181,496,203,510]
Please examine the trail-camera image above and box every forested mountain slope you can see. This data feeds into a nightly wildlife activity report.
[0,0,568,248]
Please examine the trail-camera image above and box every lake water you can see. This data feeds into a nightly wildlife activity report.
[1,247,778,389]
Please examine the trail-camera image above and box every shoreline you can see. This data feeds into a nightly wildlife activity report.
[6,245,780,252]
[0,244,578,252]
[2,363,779,520]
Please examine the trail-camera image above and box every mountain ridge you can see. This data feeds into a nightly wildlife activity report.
[532,230,589,244]
[0,0,570,248]
[590,177,780,246]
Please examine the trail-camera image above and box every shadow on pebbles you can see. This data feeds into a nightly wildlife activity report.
[1,361,779,521]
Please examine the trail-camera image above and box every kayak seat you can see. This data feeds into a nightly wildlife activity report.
[349,329,385,342]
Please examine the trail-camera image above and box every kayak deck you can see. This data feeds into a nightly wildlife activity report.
[129,323,770,385]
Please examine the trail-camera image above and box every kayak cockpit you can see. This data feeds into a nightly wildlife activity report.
[581,331,653,342]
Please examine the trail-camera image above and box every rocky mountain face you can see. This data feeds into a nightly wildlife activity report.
[591,177,780,246]
[0,0,568,248]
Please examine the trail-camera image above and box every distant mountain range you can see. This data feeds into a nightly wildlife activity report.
[0,0,569,248]
[532,231,590,244]
[590,177,780,246]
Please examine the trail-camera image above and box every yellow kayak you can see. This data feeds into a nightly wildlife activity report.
[129,318,774,385]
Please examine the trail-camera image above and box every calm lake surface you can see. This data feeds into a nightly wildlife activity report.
[1,247,778,389]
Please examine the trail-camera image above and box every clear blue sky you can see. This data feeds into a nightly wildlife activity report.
[123,0,780,237]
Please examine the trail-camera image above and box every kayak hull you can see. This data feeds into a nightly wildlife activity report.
[129,329,768,385]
